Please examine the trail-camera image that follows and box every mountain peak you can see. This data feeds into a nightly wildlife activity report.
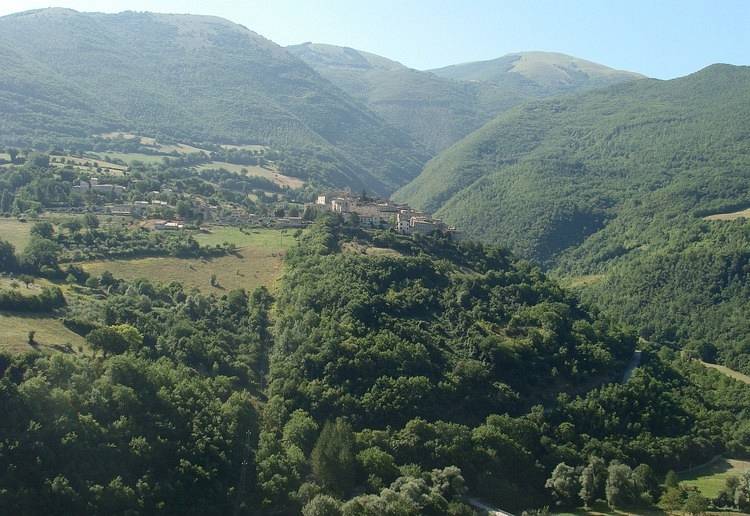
[429,51,644,92]
[287,42,406,71]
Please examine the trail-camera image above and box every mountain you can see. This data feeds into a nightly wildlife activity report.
[393,64,750,261]
[429,51,645,95]
[394,64,750,373]
[0,9,429,195]
[289,45,644,153]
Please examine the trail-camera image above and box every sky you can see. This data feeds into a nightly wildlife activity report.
[0,0,748,79]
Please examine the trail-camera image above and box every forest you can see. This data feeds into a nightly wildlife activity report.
[1,213,750,514]
[2,8,750,514]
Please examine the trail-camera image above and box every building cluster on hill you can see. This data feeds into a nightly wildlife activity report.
[311,190,464,240]
[71,177,126,196]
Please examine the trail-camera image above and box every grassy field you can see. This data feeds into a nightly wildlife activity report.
[0,217,32,250]
[561,274,605,288]
[0,311,86,354]
[81,227,297,292]
[81,247,285,293]
[98,151,165,165]
[705,207,750,220]
[52,156,127,174]
[700,361,750,384]
[196,161,305,188]
[193,226,296,249]
[680,457,750,499]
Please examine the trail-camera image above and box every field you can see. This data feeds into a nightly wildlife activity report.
[81,248,285,293]
[96,151,165,165]
[680,457,750,499]
[95,133,305,189]
[196,161,305,188]
[0,217,32,250]
[0,312,86,354]
[81,226,295,292]
[701,361,750,384]
[192,226,296,249]
[52,155,127,174]
[705,207,750,221]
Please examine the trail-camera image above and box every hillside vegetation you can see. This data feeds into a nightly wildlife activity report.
[2,7,750,514]
[290,46,642,154]
[0,9,429,194]
[394,63,750,376]
[3,218,750,513]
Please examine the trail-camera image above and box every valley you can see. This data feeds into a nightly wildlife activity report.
[1,7,749,515]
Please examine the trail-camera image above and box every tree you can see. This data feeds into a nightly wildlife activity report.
[736,470,750,511]
[29,221,55,240]
[545,462,579,508]
[605,463,635,509]
[579,455,606,508]
[86,326,128,356]
[1,189,12,213]
[659,486,685,511]
[282,409,319,456]
[0,238,17,272]
[28,152,50,168]
[110,324,143,350]
[311,418,355,497]
[302,494,342,516]
[19,238,61,273]
[664,469,679,489]
[83,213,100,230]
[683,489,709,515]
[7,147,19,164]
[62,218,84,235]
[633,463,657,505]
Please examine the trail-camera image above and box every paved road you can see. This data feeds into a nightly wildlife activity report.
[622,350,642,384]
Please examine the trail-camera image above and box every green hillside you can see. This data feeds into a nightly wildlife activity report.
[429,51,645,94]
[0,9,429,195]
[394,63,750,374]
[396,64,750,259]
[289,46,642,155]
[288,43,523,154]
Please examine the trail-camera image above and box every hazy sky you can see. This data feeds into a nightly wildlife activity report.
[1,0,748,79]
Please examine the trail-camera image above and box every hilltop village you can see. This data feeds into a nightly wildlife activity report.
[295,190,464,239]
[59,175,463,239]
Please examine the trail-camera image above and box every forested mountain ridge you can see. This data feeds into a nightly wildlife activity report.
[394,63,750,261]
[0,8,429,195]
[394,63,750,376]
[289,45,643,154]
[1,200,750,512]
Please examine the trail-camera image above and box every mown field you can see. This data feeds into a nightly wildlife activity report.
[193,226,296,249]
[81,227,295,292]
[81,248,284,293]
[701,361,750,384]
[0,312,85,354]
[0,217,33,251]
[680,457,750,500]
[704,207,750,221]
[196,161,305,188]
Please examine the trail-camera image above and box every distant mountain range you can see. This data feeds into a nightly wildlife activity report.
[0,8,643,194]
[393,63,750,264]
[288,45,643,154]
[0,8,429,195]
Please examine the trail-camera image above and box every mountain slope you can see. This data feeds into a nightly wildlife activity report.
[395,64,750,261]
[429,51,645,95]
[0,9,429,195]
[394,64,750,373]
[289,45,643,154]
